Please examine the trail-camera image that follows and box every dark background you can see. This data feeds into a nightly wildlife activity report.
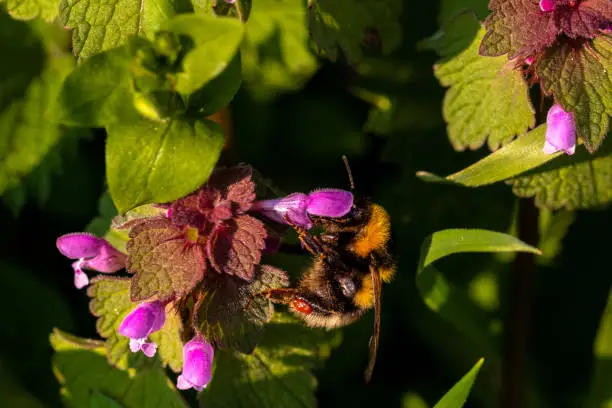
[2,0,611,407]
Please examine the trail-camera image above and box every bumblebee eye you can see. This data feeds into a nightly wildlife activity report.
[337,276,356,298]
[291,298,313,315]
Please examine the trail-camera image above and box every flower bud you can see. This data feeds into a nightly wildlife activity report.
[543,103,576,155]
[177,336,214,392]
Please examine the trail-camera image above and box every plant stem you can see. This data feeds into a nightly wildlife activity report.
[234,0,245,22]
[502,198,538,408]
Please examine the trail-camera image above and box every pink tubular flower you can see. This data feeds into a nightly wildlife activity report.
[177,336,214,392]
[118,301,166,357]
[56,233,127,289]
[543,103,576,155]
[251,189,353,229]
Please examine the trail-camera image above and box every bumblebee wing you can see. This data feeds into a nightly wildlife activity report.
[364,265,382,382]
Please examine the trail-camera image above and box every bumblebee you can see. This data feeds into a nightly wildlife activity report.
[257,159,395,381]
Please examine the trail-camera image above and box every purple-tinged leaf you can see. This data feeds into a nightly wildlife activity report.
[536,36,611,152]
[197,265,289,353]
[480,0,611,59]
[207,214,267,281]
[127,218,206,302]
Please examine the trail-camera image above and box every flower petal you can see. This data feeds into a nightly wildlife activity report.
[118,301,166,339]
[129,338,146,353]
[306,189,353,218]
[56,233,104,259]
[72,260,89,289]
[81,242,127,273]
[251,193,310,227]
[140,341,158,358]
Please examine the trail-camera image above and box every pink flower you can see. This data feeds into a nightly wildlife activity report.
[177,336,214,391]
[543,103,576,155]
[118,301,166,357]
[252,189,353,229]
[56,233,126,289]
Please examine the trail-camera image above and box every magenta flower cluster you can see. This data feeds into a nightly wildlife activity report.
[56,180,353,391]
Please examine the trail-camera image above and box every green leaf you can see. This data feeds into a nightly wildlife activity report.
[510,137,612,209]
[0,25,76,196]
[59,0,190,59]
[51,329,188,408]
[308,0,402,63]
[241,0,318,100]
[106,116,224,213]
[197,265,289,354]
[90,392,125,408]
[429,14,534,151]
[88,277,134,368]
[57,46,141,127]
[433,358,484,408]
[160,14,243,95]
[187,53,242,116]
[587,290,612,408]
[149,306,184,372]
[416,229,540,327]
[536,208,575,266]
[536,37,612,152]
[2,0,59,21]
[88,277,184,371]
[200,313,332,408]
[417,125,556,187]
[0,10,45,113]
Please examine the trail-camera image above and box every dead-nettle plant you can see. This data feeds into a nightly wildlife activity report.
[56,165,353,391]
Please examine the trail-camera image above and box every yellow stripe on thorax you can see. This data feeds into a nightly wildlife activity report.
[351,204,391,258]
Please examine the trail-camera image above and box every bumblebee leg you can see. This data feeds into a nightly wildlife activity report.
[282,214,330,256]
[246,288,314,315]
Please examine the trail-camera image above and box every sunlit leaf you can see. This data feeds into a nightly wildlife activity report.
[240,0,317,100]
[433,358,484,408]
[59,0,190,58]
[510,137,612,210]
[160,14,243,95]
[2,0,59,21]
[56,46,139,127]
[88,277,183,371]
[416,125,555,187]
[416,229,540,334]
[106,116,224,213]
[200,313,333,408]
[51,329,188,408]
[426,14,534,151]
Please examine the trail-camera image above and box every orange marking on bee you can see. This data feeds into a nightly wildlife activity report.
[352,204,391,258]
[292,298,313,315]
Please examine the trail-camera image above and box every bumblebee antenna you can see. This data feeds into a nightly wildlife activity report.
[342,155,355,191]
